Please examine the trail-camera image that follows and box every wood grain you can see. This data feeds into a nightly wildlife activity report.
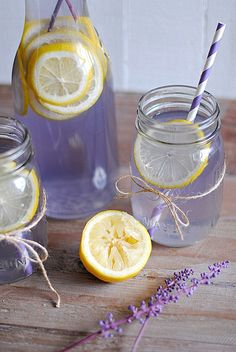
[0,86,236,352]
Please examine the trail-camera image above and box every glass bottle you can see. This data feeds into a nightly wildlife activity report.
[0,116,47,284]
[12,0,118,219]
[130,85,224,247]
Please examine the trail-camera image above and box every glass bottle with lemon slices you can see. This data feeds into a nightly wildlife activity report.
[12,0,118,219]
[131,86,224,247]
[0,116,47,283]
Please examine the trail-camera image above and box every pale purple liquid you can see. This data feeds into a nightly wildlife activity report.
[0,139,47,284]
[0,218,47,284]
[131,111,224,247]
[16,77,118,219]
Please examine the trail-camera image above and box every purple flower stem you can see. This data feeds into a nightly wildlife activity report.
[65,0,78,22]
[48,0,64,32]
[56,261,229,352]
[131,317,150,352]
[57,331,101,352]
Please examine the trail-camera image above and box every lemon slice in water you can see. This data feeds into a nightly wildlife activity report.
[134,119,210,189]
[0,168,39,233]
[80,210,152,283]
[28,42,93,106]
[21,16,90,49]
[12,53,29,116]
[21,16,108,76]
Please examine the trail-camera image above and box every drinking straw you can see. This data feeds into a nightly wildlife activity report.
[187,22,226,122]
[48,0,77,32]
[48,0,64,32]
[65,0,78,22]
[148,22,225,240]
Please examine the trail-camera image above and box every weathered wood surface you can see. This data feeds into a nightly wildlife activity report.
[0,86,236,352]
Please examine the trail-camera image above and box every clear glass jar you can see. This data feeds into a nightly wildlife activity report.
[12,0,118,219]
[0,116,47,283]
[130,85,224,247]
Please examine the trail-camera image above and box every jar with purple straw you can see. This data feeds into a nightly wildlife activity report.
[129,23,226,247]
[130,85,224,247]
[0,116,47,283]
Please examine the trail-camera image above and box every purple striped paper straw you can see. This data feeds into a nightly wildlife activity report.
[187,22,226,122]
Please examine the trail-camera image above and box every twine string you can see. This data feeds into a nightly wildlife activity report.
[116,162,226,240]
[0,190,60,308]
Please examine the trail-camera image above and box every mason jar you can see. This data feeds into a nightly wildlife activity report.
[0,116,47,283]
[130,85,224,247]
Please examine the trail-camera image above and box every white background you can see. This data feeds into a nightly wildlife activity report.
[0,0,235,98]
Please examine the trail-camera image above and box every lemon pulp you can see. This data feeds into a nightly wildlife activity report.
[0,168,40,233]
[134,119,211,189]
[80,210,152,282]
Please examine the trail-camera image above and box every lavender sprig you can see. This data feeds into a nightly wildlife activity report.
[57,260,229,352]
[48,0,77,32]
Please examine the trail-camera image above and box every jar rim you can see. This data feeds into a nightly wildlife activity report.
[0,116,32,170]
[137,85,220,144]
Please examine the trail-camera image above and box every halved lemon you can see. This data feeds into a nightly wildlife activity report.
[0,168,39,233]
[79,210,152,283]
[12,52,29,116]
[28,42,93,106]
[134,119,211,189]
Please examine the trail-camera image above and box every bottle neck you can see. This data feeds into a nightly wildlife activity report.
[0,117,32,176]
[137,85,220,145]
[25,0,89,21]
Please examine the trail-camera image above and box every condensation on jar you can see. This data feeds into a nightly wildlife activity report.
[130,85,225,247]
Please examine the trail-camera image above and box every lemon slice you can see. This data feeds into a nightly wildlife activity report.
[23,29,93,71]
[21,17,108,76]
[38,47,104,118]
[0,168,39,233]
[134,119,210,189]
[12,52,29,116]
[21,16,89,49]
[28,42,93,106]
[80,210,152,283]
[29,88,76,120]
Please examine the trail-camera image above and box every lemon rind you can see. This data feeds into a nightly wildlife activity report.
[134,119,211,189]
[79,210,152,283]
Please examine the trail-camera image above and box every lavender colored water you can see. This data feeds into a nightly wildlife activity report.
[16,77,118,219]
[0,218,47,284]
[0,137,47,284]
[131,111,224,247]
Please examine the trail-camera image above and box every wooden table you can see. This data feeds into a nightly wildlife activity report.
[0,86,236,352]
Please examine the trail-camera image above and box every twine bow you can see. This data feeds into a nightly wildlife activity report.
[116,162,226,240]
[0,191,60,308]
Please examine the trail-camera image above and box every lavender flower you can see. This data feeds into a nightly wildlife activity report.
[57,260,229,352]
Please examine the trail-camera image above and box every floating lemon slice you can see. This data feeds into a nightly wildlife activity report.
[22,16,90,49]
[0,168,39,233]
[37,47,104,118]
[12,52,29,116]
[29,88,76,120]
[80,210,152,283]
[28,42,93,106]
[134,119,211,189]
[21,17,108,76]
[23,29,97,72]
